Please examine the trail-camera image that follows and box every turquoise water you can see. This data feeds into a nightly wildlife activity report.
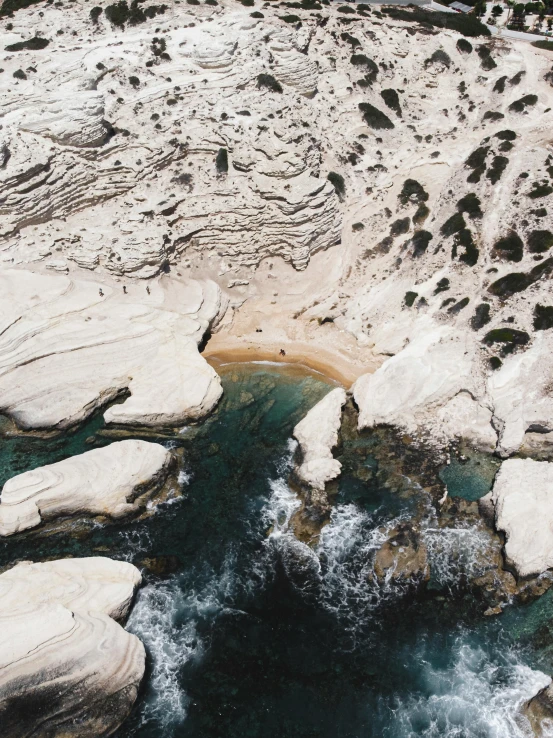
[0,365,550,737]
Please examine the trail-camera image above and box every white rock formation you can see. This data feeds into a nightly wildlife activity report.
[489,458,553,577]
[0,269,226,430]
[0,439,172,536]
[0,557,144,737]
[293,387,347,491]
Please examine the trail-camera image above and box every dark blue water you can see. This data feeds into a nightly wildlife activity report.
[0,364,550,738]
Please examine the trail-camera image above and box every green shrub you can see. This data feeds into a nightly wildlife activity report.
[483,111,504,121]
[528,183,553,199]
[380,6,490,37]
[495,130,516,141]
[352,222,364,232]
[471,303,491,330]
[413,203,430,225]
[0,0,42,16]
[457,193,483,219]
[337,4,356,12]
[105,0,130,26]
[340,32,361,48]
[441,212,466,237]
[457,38,473,54]
[351,54,378,86]
[532,40,553,51]
[129,75,140,88]
[534,304,553,330]
[425,49,451,69]
[448,297,470,314]
[453,228,479,266]
[399,179,428,206]
[12,68,26,79]
[250,10,263,16]
[488,257,553,297]
[358,102,394,130]
[380,88,401,117]
[477,45,496,70]
[493,75,507,93]
[390,217,410,237]
[279,14,301,23]
[493,231,523,262]
[483,327,529,354]
[527,230,553,253]
[327,171,345,200]
[411,230,433,258]
[257,73,283,93]
[509,94,538,113]
[404,291,418,307]
[509,70,525,86]
[434,277,450,295]
[486,155,509,185]
[5,36,49,51]
[90,5,103,22]
[216,148,228,174]
[489,356,503,370]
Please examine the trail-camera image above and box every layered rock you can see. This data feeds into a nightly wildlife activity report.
[0,269,226,430]
[0,557,144,738]
[486,458,553,578]
[0,439,172,536]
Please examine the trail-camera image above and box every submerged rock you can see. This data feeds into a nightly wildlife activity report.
[0,557,144,738]
[0,439,173,536]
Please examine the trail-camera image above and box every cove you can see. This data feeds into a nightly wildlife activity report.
[0,364,551,738]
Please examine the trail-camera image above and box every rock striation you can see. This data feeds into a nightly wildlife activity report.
[0,270,226,430]
[0,439,173,536]
[0,557,145,738]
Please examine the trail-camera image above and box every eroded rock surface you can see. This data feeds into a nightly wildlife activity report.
[0,557,144,738]
[0,439,173,535]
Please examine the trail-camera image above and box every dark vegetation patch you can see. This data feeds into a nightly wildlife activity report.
[440,212,466,237]
[104,0,168,28]
[492,231,523,262]
[489,356,503,370]
[352,222,364,232]
[5,37,49,51]
[483,328,530,355]
[465,146,490,183]
[399,179,429,207]
[351,54,378,87]
[390,217,410,237]
[404,291,418,307]
[447,297,470,314]
[91,6,103,22]
[456,38,472,54]
[495,130,516,141]
[534,304,553,331]
[327,171,345,200]
[129,75,140,88]
[509,71,526,86]
[413,203,430,225]
[337,4,356,12]
[471,303,491,330]
[380,88,402,117]
[528,182,553,199]
[483,111,504,122]
[279,14,301,23]
[498,141,514,153]
[0,0,42,17]
[486,155,509,185]
[216,148,228,174]
[411,230,433,257]
[341,32,361,48]
[488,258,553,298]
[528,230,553,253]
[493,76,507,93]
[358,102,394,130]
[508,94,538,113]
[12,69,26,79]
[477,45,496,70]
[457,193,483,219]
[257,74,283,93]
[424,49,451,69]
[380,6,490,37]
[453,229,479,266]
[434,277,450,295]
[532,40,553,51]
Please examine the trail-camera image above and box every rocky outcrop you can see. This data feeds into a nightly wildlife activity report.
[373,523,430,586]
[293,387,347,492]
[0,270,226,430]
[487,458,553,578]
[0,557,144,738]
[0,439,173,536]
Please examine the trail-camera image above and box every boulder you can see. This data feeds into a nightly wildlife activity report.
[490,458,553,577]
[0,439,173,536]
[0,557,145,738]
[293,387,347,491]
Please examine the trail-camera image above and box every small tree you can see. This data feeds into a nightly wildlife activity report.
[492,4,504,16]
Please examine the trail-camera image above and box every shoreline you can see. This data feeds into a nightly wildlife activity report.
[202,334,378,388]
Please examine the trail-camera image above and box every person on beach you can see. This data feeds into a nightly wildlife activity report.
[279,348,286,356]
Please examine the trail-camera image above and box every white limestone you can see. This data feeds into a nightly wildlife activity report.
[293,387,347,491]
[0,439,172,536]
